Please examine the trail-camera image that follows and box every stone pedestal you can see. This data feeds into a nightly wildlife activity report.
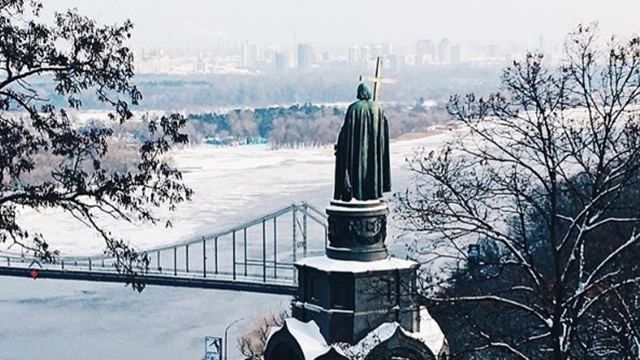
[264,200,440,360]
[290,200,420,344]
[292,256,420,344]
[326,200,389,261]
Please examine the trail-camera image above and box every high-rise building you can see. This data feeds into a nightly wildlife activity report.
[359,46,370,65]
[321,51,330,63]
[262,44,279,65]
[370,44,383,59]
[369,43,392,59]
[415,39,435,66]
[194,57,206,73]
[348,45,360,64]
[387,54,406,72]
[297,43,313,70]
[275,52,289,72]
[242,42,258,68]
[348,46,357,64]
[438,38,451,64]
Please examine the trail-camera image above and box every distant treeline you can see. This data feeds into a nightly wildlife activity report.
[29,101,449,185]
[135,66,501,109]
[181,101,451,148]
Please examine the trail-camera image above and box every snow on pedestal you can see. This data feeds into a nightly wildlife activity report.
[294,256,417,273]
[292,255,421,345]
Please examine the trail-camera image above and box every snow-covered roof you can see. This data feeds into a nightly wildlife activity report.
[295,256,418,273]
[266,318,333,360]
[336,322,403,359]
[266,311,445,360]
[334,307,445,359]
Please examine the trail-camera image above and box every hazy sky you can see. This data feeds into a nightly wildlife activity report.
[46,0,640,50]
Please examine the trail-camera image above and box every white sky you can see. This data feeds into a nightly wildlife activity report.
[46,0,640,50]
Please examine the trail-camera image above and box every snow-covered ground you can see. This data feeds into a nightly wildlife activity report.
[0,133,448,360]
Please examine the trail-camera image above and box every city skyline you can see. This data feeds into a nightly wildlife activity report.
[133,37,556,75]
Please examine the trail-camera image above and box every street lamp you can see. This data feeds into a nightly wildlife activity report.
[224,317,244,360]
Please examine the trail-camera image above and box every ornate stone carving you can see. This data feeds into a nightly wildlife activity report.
[328,214,386,246]
[325,200,389,261]
[352,215,386,245]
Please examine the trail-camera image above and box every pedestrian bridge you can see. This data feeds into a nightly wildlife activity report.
[0,203,328,296]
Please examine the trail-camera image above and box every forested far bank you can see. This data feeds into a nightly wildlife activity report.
[33,65,501,110]
[110,102,452,149]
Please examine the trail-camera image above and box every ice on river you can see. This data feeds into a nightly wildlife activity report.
[8,134,448,256]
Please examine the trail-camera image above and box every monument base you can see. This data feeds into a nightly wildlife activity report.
[292,256,420,344]
[326,199,389,261]
[263,196,448,359]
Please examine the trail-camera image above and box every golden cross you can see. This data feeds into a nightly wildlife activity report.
[359,56,395,102]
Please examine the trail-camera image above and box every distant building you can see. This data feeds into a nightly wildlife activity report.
[369,43,392,58]
[275,52,289,72]
[242,42,258,68]
[438,38,450,64]
[348,45,360,64]
[321,51,330,63]
[387,54,405,72]
[415,39,435,65]
[370,44,383,59]
[297,43,313,70]
[348,45,383,66]
[193,57,206,73]
[262,44,279,66]
[359,46,370,65]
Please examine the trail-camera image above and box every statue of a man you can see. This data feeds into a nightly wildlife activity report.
[333,83,391,201]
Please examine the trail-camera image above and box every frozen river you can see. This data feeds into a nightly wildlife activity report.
[0,134,448,360]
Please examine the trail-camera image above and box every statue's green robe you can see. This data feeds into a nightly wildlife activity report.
[334,84,391,201]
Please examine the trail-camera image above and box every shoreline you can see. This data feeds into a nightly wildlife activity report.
[393,129,447,142]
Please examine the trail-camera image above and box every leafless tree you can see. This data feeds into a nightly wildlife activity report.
[396,24,640,359]
[238,311,288,360]
[0,0,191,290]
